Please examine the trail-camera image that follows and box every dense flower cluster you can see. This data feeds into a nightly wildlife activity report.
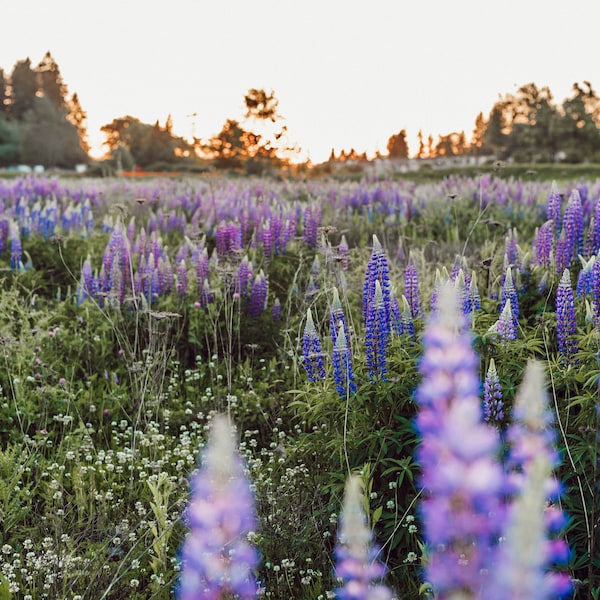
[556,268,578,361]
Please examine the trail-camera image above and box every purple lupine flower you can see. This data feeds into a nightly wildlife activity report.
[338,234,349,270]
[404,253,421,319]
[176,259,188,297]
[593,256,600,326]
[235,255,252,299]
[430,268,449,313]
[547,180,562,235]
[332,323,356,399]
[177,414,259,600]
[491,361,572,599]
[469,270,481,312]
[504,228,518,267]
[556,268,578,362]
[76,255,94,305]
[9,223,22,271]
[302,204,319,249]
[302,308,326,382]
[535,220,555,268]
[415,282,505,599]
[399,295,415,338]
[365,279,389,381]
[483,359,504,427]
[491,300,517,342]
[334,475,393,600]
[563,189,584,261]
[271,297,281,321]
[261,219,273,263]
[499,266,519,333]
[248,270,268,318]
[576,255,595,298]
[454,269,472,319]
[592,197,600,255]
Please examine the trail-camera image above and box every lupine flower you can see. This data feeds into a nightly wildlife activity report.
[483,358,504,427]
[430,268,449,313]
[469,270,481,312]
[177,414,259,600]
[330,287,350,350]
[332,323,356,399]
[536,220,555,267]
[592,197,600,255]
[248,270,268,318]
[555,229,571,275]
[547,180,562,234]
[9,223,22,271]
[404,252,421,319]
[415,282,505,599]
[556,268,578,362]
[454,269,471,319]
[492,361,572,599]
[334,475,393,600]
[302,308,326,381]
[576,255,595,298]
[362,234,391,329]
[176,259,188,297]
[593,256,600,326]
[338,234,349,270]
[490,300,517,342]
[396,295,415,338]
[302,204,320,248]
[76,255,95,305]
[235,255,253,299]
[563,189,584,261]
[499,266,519,333]
[365,279,389,381]
[504,227,518,267]
[271,297,281,321]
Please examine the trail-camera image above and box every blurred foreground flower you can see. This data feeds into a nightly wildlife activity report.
[334,475,393,600]
[177,415,259,599]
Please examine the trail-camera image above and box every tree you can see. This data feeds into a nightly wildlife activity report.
[0,69,7,117]
[386,129,409,159]
[416,129,425,159]
[559,82,600,162]
[244,88,280,122]
[470,112,488,156]
[20,96,87,167]
[483,103,507,158]
[67,92,90,153]
[9,58,38,120]
[434,131,468,157]
[0,114,22,166]
[36,51,67,109]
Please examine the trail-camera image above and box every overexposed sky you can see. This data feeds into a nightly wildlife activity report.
[2,0,599,163]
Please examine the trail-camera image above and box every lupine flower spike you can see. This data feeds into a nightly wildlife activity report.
[332,323,356,399]
[483,358,504,427]
[492,361,571,599]
[334,475,393,600]
[416,282,505,599]
[556,268,578,363]
[303,308,326,382]
[177,414,259,600]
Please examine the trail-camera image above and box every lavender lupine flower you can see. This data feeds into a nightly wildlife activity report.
[248,270,268,318]
[176,259,188,298]
[576,255,595,298]
[302,308,326,382]
[338,234,349,270]
[454,269,472,319]
[399,295,415,338]
[483,359,504,427]
[430,268,449,313]
[334,475,393,600]
[302,204,319,249]
[492,361,572,599]
[404,252,421,319]
[365,279,389,381]
[177,414,259,600]
[415,282,505,599]
[592,197,600,255]
[547,180,562,234]
[9,223,22,271]
[332,323,356,399]
[593,256,600,326]
[469,270,481,312]
[536,220,555,267]
[271,297,281,321]
[499,266,519,333]
[556,268,578,362]
[490,300,517,342]
[504,227,518,267]
[235,255,253,299]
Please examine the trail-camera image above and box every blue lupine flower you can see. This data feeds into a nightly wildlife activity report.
[362,234,391,330]
[334,475,392,600]
[499,266,519,333]
[365,279,389,381]
[576,255,595,298]
[302,308,326,382]
[332,323,356,399]
[562,189,584,262]
[483,359,504,426]
[248,270,268,318]
[536,220,555,268]
[177,414,259,600]
[271,297,281,321]
[404,253,421,319]
[415,282,505,598]
[556,269,578,362]
[9,223,22,271]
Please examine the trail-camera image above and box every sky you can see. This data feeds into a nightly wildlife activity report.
[2,0,600,164]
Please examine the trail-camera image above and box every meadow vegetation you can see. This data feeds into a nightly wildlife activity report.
[0,171,599,598]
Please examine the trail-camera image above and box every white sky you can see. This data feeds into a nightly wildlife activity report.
[2,0,599,163]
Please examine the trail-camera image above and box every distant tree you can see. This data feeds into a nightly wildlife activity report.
[20,96,87,167]
[559,82,600,162]
[244,88,280,122]
[0,114,22,166]
[0,69,7,116]
[67,92,90,153]
[426,134,435,157]
[483,103,507,158]
[386,129,409,159]
[470,112,488,156]
[434,131,468,157]
[9,58,38,120]
[36,51,67,109]
[416,129,425,158]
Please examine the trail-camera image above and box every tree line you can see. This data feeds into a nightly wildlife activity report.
[1,53,600,170]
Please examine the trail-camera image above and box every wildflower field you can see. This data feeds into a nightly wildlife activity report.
[0,172,599,599]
